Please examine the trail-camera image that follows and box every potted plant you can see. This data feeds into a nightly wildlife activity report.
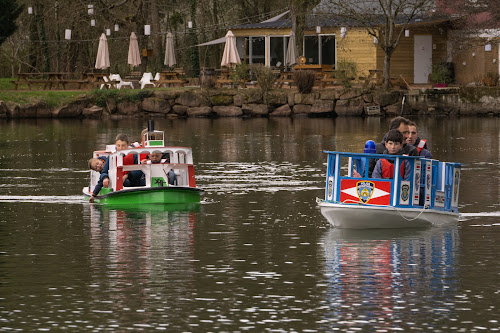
[430,63,452,88]
[481,72,499,87]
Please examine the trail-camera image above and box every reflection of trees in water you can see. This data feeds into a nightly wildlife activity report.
[321,226,459,328]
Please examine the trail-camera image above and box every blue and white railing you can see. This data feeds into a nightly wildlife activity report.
[323,151,461,213]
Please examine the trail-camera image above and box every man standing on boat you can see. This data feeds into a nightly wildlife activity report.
[407,121,432,158]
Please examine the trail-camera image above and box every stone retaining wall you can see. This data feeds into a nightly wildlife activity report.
[1,87,500,119]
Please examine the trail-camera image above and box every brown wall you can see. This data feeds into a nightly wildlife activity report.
[336,28,377,77]
[375,24,449,84]
[452,38,499,84]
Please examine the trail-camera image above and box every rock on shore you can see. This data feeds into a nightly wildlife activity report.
[1,87,499,119]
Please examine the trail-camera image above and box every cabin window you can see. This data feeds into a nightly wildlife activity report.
[304,34,336,66]
[304,36,319,64]
[270,36,289,67]
[321,35,336,66]
[236,36,265,64]
[250,37,265,64]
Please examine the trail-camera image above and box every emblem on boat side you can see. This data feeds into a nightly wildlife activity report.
[356,181,374,203]
[327,177,334,200]
[401,183,410,202]
[152,177,166,187]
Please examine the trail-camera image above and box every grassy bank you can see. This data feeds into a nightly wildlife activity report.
[0,78,190,109]
[0,78,84,108]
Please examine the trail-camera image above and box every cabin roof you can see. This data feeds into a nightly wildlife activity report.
[229,14,453,30]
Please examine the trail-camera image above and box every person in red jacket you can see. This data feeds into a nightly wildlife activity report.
[372,129,411,180]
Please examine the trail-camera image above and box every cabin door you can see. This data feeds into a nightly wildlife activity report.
[414,35,432,84]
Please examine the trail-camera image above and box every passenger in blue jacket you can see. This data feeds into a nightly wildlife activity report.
[88,156,110,202]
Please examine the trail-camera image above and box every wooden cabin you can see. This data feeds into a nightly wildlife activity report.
[227,13,453,85]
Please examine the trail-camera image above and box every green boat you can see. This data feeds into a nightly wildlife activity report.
[83,127,203,206]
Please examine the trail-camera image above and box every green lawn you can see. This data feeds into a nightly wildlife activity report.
[0,77,84,108]
[0,77,195,108]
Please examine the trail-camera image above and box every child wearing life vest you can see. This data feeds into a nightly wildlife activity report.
[372,129,411,180]
[110,133,146,187]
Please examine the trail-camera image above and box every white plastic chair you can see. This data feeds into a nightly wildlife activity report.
[110,74,134,90]
[154,72,160,81]
[139,72,155,89]
[100,76,115,89]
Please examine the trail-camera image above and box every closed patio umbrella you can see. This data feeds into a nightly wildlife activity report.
[285,31,297,67]
[128,32,141,67]
[95,33,110,69]
[221,30,241,67]
[164,32,176,68]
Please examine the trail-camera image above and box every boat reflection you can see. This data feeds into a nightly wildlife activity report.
[85,204,199,315]
[321,226,459,326]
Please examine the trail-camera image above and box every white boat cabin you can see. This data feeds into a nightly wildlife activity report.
[88,129,197,194]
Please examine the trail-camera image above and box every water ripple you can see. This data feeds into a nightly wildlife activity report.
[197,161,323,194]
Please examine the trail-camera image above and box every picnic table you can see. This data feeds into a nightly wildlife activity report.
[155,71,185,87]
[11,72,87,90]
[85,73,119,89]
[215,68,234,88]
[274,71,294,88]
[320,69,350,88]
[124,72,142,88]
[294,64,334,86]
[361,69,384,87]
[360,70,405,88]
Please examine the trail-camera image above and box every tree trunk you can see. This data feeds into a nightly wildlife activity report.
[383,51,391,90]
[151,0,161,66]
[290,1,297,53]
[190,0,200,76]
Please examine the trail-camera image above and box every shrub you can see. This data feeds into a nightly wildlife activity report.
[90,89,120,107]
[294,70,316,94]
[252,64,276,94]
[336,59,358,88]
[481,72,498,87]
[233,63,249,81]
[430,63,452,84]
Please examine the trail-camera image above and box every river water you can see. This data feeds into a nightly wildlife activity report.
[0,117,499,331]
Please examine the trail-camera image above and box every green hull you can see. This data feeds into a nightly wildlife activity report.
[84,187,202,206]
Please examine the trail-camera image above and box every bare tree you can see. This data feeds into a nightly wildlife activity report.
[290,0,319,56]
[318,0,435,88]
[3,0,287,76]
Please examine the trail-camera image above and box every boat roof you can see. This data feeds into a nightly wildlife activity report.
[95,146,193,154]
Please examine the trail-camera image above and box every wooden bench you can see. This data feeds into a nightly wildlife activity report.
[274,71,294,88]
[156,79,184,88]
[86,78,120,89]
[320,70,348,88]
[215,78,234,88]
[11,79,51,90]
[362,70,384,87]
[10,80,24,90]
